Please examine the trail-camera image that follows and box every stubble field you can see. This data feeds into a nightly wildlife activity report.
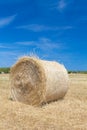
[0,73,87,130]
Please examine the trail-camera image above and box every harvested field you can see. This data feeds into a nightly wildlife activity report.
[0,73,87,130]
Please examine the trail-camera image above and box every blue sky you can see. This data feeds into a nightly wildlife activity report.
[0,0,87,70]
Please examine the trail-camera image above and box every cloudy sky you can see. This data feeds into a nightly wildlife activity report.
[0,0,87,70]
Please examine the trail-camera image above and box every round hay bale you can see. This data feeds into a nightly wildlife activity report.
[10,56,69,106]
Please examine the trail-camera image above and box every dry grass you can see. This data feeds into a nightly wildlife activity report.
[0,73,87,130]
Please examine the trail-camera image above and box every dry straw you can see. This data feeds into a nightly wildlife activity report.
[10,56,69,106]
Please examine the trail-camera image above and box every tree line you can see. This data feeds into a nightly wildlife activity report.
[0,68,10,73]
[0,68,87,74]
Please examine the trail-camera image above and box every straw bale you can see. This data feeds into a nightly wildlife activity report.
[10,56,69,106]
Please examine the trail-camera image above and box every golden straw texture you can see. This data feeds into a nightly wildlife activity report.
[10,56,69,106]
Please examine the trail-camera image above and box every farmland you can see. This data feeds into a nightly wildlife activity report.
[0,73,87,130]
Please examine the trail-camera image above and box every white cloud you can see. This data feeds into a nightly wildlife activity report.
[0,43,17,49]
[58,0,67,11]
[15,41,35,45]
[14,38,62,60]
[16,24,73,32]
[38,38,60,50]
[15,37,61,52]
[0,38,68,66]
[50,0,71,12]
[16,24,52,32]
[0,15,16,28]
[0,45,11,49]
[0,51,17,56]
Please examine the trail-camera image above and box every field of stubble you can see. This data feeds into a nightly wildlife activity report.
[0,73,87,130]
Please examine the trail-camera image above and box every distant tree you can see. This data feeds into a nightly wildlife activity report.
[0,68,10,73]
